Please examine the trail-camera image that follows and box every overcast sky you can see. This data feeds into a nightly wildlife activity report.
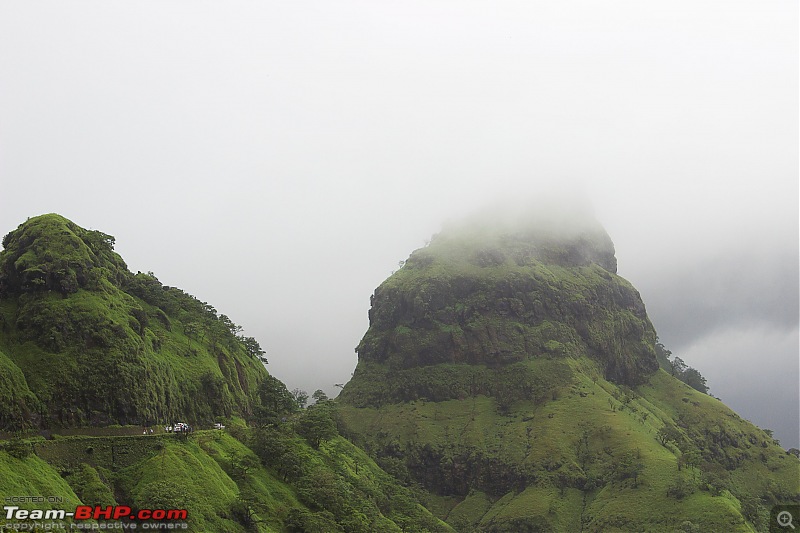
[0,1,797,447]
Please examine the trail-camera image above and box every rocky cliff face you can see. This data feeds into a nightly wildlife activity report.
[342,212,658,409]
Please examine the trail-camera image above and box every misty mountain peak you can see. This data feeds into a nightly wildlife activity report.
[424,202,618,273]
[342,205,657,412]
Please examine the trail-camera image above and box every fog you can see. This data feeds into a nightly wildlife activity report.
[0,1,797,446]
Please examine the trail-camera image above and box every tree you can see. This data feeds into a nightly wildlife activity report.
[254,375,296,425]
[679,450,702,478]
[206,320,228,353]
[670,357,687,377]
[297,405,337,448]
[659,340,710,395]
[229,449,259,479]
[682,368,708,394]
[230,489,260,530]
[251,429,303,482]
[657,425,681,448]
[616,450,645,487]
[656,338,672,359]
[219,314,243,336]
[654,337,673,371]
[666,475,694,500]
[241,336,267,364]
[312,389,329,404]
[183,322,201,346]
[292,389,309,409]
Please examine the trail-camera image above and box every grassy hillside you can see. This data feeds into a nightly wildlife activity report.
[0,448,83,509]
[0,347,40,429]
[339,214,800,532]
[0,214,269,428]
[340,362,799,532]
[2,212,795,532]
[0,213,454,532]
[0,425,453,532]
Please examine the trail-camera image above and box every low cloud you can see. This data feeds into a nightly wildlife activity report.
[678,324,799,449]
[639,248,799,349]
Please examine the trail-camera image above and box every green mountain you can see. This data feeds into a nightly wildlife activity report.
[0,214,451,532]
[0,213,270,428]
[338,210,800,532]
[1,212,797,532]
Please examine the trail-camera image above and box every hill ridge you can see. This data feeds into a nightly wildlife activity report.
[0,214,267,428]
[339,211,800,532]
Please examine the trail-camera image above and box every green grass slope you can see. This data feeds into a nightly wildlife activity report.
[0,214,455,531]
[0,428,453,533]
[340,362,799,532]
[339,213,800,532]
[0,448,83,510]
[0,348,40,429]
[0,214,269,428]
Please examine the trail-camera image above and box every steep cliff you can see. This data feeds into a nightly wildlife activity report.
[339,210,799,532]
[341,211,658,408]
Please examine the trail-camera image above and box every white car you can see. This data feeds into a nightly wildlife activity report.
[213,423,225,430]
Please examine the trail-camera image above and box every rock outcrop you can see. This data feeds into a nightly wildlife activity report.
[339,207,799,532]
